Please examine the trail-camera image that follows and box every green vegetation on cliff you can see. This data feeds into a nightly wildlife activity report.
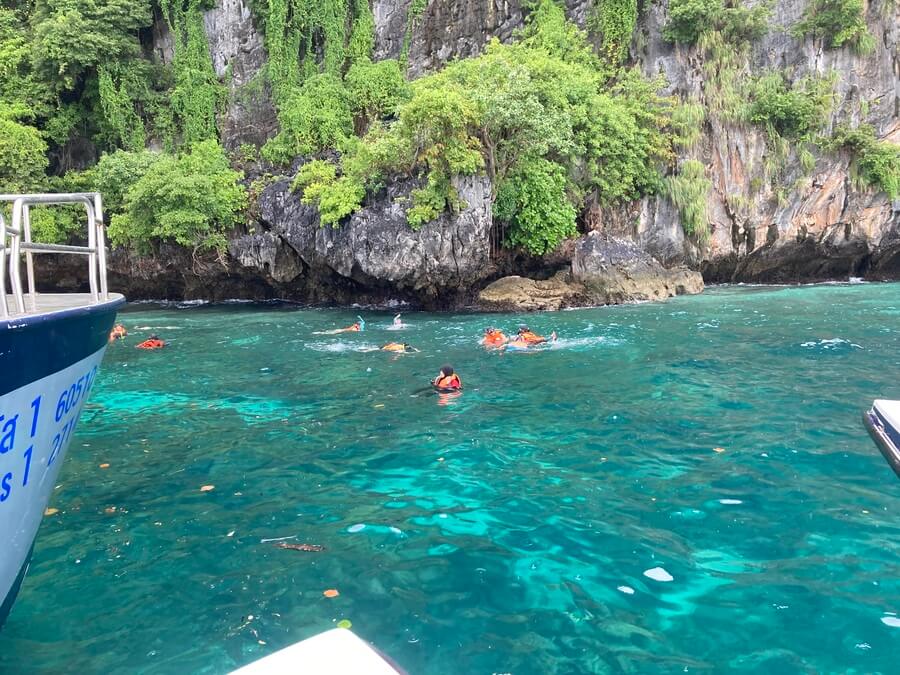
[107,141,247,252]
[0,0,895,259]
[827,125,900,200]
[792,0,874,54]
[295,1,676,254]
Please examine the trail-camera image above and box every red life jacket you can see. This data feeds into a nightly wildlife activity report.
[520,331,545,344]
[435,374,461,390]
[483,331,506,345]
[136,339,165,350]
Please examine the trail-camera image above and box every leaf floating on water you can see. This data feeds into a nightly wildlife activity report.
[323,589,340,598]
[44,507,59,516]
[275,542,324,552]
[337,619,352,629]
[200,485,215,492]
[99,463,110,469]
[643,567,674,582]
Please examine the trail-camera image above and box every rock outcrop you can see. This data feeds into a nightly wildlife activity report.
[478,234,703,310]
[478,272,587,311]
[571,233,703,304]
[230,174,495,306]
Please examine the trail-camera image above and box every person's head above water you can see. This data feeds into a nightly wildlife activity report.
[149,334,159,340]
[484,327,496,334]
[440,364,454,376]
[518,325,529,334]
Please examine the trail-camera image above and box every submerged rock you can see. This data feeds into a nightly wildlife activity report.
[571,233,703,304]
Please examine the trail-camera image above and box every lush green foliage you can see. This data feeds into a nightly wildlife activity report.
[161,0,224,144]
[792,0,874,54]
[663,0,768,45]
[748,71,834,142]
[666,160,711,242]
[253,0,382,162]
[91,148,163,215]
[495,158,577,255]
[345,59,409,131]
[297,1,675,253]
[827,125,900,199]
[589,0,638,65]
[31,0,151,92]
[262,74,353,164]
[108,141,247,251]
[0,117,49,192]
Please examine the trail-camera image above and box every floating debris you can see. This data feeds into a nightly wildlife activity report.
[227,531,235,537]
[719,499,743,505]
[347,523,366,533]
[617,586,635,595]
[275,542,324,552]
[337,619,352,629]
[99,463,110,469]
[643,567,674,582]
[104,507,117,514]
[713,447,725,453]
[881,616,900,628]
[260,535,297,543]
[44,507,59,516]
[200,485,215,492]
[323,589,340,598]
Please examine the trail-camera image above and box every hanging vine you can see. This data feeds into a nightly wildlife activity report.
[160,0,224,144]
[589,0,638,65]
[97,66,146,151]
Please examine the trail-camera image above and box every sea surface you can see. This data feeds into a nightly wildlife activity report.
[2,283,900,673]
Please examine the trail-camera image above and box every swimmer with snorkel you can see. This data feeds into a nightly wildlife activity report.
[314,316,366,335]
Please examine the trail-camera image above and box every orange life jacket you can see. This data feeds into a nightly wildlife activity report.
[483,331,506,345]
[435,374,461,390]
[382,343,406,352]
[520,331,544,344]
[137,339,165,350]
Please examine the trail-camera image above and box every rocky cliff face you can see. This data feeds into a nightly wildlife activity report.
[125,0,899,306]
[635,0,900,282]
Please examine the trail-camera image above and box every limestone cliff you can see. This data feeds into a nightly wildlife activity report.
[122,0,900,306]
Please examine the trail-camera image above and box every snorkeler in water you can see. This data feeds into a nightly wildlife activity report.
[393,314,403,327]
[516,325,557,345]
[136,334,165,350]
[433,364,462,391]
[109,324,127,342]
[482,327,508,348]
[314,316,366,335]
[381,342,417,353]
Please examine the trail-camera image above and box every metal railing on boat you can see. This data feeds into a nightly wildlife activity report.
[0,192,109,318]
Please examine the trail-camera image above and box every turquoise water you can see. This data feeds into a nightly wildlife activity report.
[3,284,900,673]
